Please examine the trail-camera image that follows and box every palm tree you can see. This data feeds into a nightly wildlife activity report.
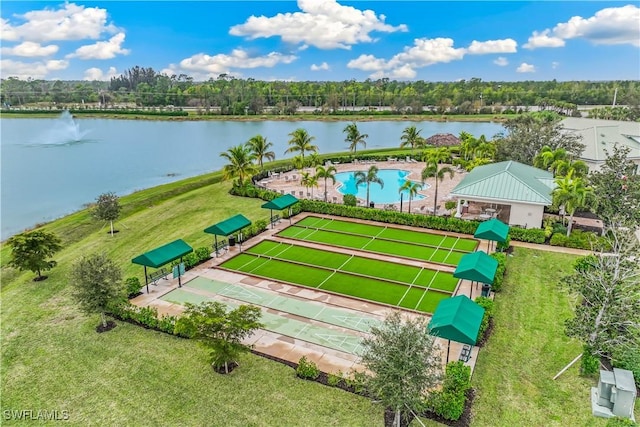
[422,148,455,216]
[552,170,594,236]
[285,128,318,163]
[343,122,368,155]
[399,180,423,213]
[354,165,384,207]
[555,159,589,179]
[220,145,257,186]
[534,146,567,175]
[300,172,319,198]
[246,134,275,171]
[316,165,337,201]
[400,125,424,154]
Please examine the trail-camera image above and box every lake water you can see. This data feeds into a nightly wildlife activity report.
[335,169,427,204]
[0,114,503,239]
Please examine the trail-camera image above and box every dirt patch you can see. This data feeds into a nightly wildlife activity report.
[96,320,117,333]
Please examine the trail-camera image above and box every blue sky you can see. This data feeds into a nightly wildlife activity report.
[1,1,639,82]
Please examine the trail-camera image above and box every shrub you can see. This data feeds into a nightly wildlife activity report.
[490,252,507,292]
[606,417,637,427]
[296,356,319,380]
[125,277,142,298]
[580,345,600,376]
[427,361,471,421]
[195,246,211,262]
[444,200,457,211]
[344,370,368,394]
[343,194,357,207]
[327,371,343,387]
[496,235,511,252]
[429,391,466,421]
[474,296,495,338]
[613,346,640,388]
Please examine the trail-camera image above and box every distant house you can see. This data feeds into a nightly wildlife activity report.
[450,161,555,229]
[561,117,640,174]
[425,133,460,147]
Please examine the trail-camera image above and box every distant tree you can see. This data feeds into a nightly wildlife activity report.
[399,180,422,213]
[494,113,584,165]
[300,172,318,198]
[563,227,640,361]
[422,148,455,216]
[588,145,640,227]
[343,122,368,155]
[552,170,594,236]
[220,145,257,186]
[246,135,275,170]
[7,230,62,281]
[343,194,357,206]
[69,252,124,330]
[400,126,424,154]
[315,164,337,202]
[360,311,442,427]
[355,165,384,206]
[175,301,263,374]
[285,128,318,163]
[92,192,121,236]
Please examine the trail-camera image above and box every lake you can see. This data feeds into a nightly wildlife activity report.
[0,114,503,239]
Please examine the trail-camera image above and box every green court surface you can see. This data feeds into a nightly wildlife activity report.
[161,287,366,355]
[276,216,477,266]
[219,240,456,314]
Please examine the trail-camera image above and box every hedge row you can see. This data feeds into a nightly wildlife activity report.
[427,361,472,421]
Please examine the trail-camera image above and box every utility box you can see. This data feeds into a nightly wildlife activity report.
[591,368,636,422]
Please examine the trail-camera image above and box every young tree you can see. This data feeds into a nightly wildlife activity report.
[92,192,121,236]
[285,128,318,163]
[220,144,257,186]
[588,145,640,227]
[399,125,424,154]
[343,122,368,155]
[360,311,443,427]
[69,253,124,330]
[7,230,62,281]
[399,180,422,213]
[563,227,640,360]
[246,134,275,171]
[315,164,337,202]
[422,148,455,216]
[355,165,384,207]
[494,112,584,165]
[552,170,594,236]
[175,301,263,374]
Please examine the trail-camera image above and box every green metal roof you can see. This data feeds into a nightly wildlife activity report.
[428,295,485,345]
[131,239,193,269]
[474,218,510,242]
[261,194,299,210]
[450,161,555,205]
[453,251,498,284]
[204,214,251,236]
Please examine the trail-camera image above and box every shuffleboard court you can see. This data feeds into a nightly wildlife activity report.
[161,287,365,355]
[219,240,456,313]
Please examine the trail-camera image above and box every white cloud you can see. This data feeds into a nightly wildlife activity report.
[517,62,536,73]
[166,48,297,79]
[310,62,329,71]
[524,5,640,49]
[467,39,517,54]
[1,3,118,42]
[553,5,640,46]
[0,18,20,41]
[493,57,508,66]
[229,0,407,50]
[66,33,130,59]
[347,54,388,71]
[83,66,118,81]
[552,61,560,69]
[0,41,58,57]
[0,58,68,79]
[523,30,565,49]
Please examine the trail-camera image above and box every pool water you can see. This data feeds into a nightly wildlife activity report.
[335,169,428,204]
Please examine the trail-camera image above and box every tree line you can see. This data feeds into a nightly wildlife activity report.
[1,68,639,119]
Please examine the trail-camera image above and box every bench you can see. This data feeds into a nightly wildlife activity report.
[147,268,168,286]
[459,344,472,362]
[213,239,228,256]
[271,214,281,226]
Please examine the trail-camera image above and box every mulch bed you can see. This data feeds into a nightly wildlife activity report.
[96,320,117,333]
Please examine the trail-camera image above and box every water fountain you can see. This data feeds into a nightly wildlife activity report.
[39,110,91,145]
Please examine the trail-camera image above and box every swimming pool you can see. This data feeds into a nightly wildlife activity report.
[335,169,428,204]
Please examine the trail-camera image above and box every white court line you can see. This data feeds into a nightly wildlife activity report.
[360,226,387,250]
[412,272,439,310]
[311,305,328,320]
[294,324,310,338]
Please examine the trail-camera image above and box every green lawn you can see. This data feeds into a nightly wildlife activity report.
[3,169,638,426]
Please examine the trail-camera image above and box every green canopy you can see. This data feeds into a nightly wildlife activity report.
[132,239,193,268]
[204,214,251,236]
[474,218,509,243]
[428,295,485,346]
[453,251,498,284]
[261,194,299,210]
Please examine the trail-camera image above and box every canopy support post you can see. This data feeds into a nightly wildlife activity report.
[446,340,450,364]
[289,207,292,224]
[144,266,149,293]
[270,209,274,229]
[214,235,219,257]
[178,257,183,288]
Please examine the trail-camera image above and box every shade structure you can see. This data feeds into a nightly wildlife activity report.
[474,218,509,243]
[204,214,251,236]
[261,194,299,227]
[132,239,193,268]
[428,295,485,346]
[453,251,498,285]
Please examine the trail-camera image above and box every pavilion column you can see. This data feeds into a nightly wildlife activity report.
[454,199,463,218]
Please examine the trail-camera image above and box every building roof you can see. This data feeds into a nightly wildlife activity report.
[132,239,193,269]
[561,118,640,163]
[450,161,555,205]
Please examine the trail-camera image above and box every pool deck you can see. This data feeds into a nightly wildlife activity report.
[132,213,482,377]
[259,159,466,214]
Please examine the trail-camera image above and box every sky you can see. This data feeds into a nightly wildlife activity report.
[1,1,639,82]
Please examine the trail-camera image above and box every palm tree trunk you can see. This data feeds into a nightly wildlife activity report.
[433,178,439,216]
[566,212,574,236]
[110,220,114,236]
[324,179,328,202]
[100,312,107,328]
